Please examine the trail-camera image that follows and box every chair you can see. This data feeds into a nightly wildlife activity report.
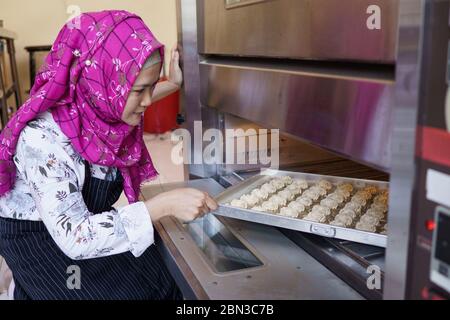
[24,45,51,90]
[0,25,22,129]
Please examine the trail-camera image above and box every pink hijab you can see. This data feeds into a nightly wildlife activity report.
[0,10,164,203]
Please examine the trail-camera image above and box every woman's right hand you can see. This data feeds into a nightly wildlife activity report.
[144,188,218,223]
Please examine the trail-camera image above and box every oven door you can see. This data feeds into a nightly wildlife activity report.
[142,178,363,300]
[198,0,399,63]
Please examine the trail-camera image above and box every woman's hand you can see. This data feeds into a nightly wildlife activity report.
[168,45,183,87]
[144,188,218,223]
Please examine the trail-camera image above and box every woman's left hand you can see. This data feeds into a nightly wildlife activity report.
[168,45,183,87]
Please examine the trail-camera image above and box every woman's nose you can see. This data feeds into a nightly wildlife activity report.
[141,89,152,107]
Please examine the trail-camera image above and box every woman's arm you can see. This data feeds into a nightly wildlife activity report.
[152,80,180,103]
[14,121,217,261]
[152,46,182,103]
[15,125,154,261]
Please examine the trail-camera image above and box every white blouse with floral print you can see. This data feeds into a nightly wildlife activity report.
[0,111,154,260]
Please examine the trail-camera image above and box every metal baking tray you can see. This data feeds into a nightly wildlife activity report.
[214,169,389,248]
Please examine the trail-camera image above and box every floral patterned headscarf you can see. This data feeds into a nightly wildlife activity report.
[0,10,164,203]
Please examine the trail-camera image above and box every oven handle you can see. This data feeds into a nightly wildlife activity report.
[310,224,337,238]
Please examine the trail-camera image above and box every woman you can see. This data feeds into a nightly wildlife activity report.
[0,10,217,300]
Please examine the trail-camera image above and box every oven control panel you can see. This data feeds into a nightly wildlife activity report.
[430,207,450,294]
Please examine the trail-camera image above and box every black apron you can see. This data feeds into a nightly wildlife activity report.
[0,161,182,300]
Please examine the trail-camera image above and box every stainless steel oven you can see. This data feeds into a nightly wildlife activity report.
[151,0,450,300]
[198,0,398,63]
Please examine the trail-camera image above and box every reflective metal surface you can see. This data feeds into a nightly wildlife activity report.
[183,214,263,273]
[142,178,362,299]
[177,0,209,177]
[166,214,363,299]
[384,0,423,300]
[177,0,439,300]
[200,60,395,171]
[215,169,389,247]
[283,231,385,300]
[219,113,340,174]
[198,0,399,63]
[177,0,201,129]
[387,0,450,300]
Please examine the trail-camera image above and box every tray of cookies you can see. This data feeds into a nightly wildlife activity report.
[214,169,389,248]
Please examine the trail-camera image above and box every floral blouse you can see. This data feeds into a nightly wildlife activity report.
[0,111,154,260]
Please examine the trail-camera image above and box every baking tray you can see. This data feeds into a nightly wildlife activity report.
[214,169,389,248]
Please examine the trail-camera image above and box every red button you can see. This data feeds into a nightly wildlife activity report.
[431,294,445,300]
[426,220,436,231]
[422,287,430,299]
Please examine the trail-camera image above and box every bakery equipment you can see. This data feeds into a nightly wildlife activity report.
[430,207,450,295]
[215,170,389,247]
[148,0,450,300]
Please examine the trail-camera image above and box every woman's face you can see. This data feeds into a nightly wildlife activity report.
[121,63,161,126]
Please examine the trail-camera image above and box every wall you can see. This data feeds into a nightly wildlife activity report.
[0,0,178,99]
